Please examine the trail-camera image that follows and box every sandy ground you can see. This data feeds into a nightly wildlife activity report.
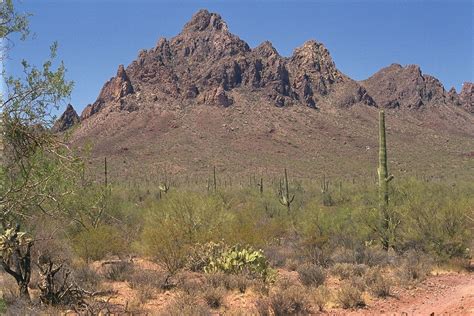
[1,264,473,315]
[348,272,474,315]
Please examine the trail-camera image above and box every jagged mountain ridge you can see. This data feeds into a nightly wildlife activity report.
[58,9,472,129]
[57,9,473,180]
[77,9,377,122]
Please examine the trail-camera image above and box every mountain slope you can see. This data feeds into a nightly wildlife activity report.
[63,10,473,181]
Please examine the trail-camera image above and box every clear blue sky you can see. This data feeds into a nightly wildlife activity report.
[7,0,473,114]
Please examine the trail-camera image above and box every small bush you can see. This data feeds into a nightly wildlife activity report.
[312,285,331,312]
[331,263,367,280]
[396,250,432,284]
[285,258,299,271]
[330,247,356,264]
[136,284,155,304]
[128,269,169,291]
[225,274,250,293]
[72,225,124,262]
[165,293,210,316]
[102,261,133,281]
[297,263,326,287]
[202,286,226,309]
[364,267,391,298]
[336,282,365,309]
[360,246,392,267]
[72,264,102,290]
[176,273,205,295]
[0,298,6,314]
[255,298,271,316]
[270,285,311,315]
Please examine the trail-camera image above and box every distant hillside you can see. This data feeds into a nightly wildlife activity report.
[57,10,474,181]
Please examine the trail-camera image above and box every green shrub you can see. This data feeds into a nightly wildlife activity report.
[72,225,124,261]
[138,192,227,274]
[297,263,325,287]
[0,298,6,314]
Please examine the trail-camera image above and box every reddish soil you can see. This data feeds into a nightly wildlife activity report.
[356,272,474,315]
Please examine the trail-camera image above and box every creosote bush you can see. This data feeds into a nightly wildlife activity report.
[202,286,226,309]
[331,263,368,280]
[336,282,366,309]
[297,263,325,287]
[396,250,433,284]
[165,292,210,316]
[270,284,311,316]
[312,285,331,312]
[364,267,391,298]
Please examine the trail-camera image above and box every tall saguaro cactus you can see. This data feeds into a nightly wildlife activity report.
[377,110,394,208]
[278,168,295,214]
[377,110,395,250]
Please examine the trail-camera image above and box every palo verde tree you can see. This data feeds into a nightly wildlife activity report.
[0,0,76,300]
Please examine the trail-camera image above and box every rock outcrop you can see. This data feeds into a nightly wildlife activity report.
[53,104,80,132]
[361,64,450,109]
[81,65,134,120]
[77,9,376,121]
[459,82,473,113]
[63,9,470,124]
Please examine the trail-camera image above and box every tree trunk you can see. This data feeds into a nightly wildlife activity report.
[18,281,30,301]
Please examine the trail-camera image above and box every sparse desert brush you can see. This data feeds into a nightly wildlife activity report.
[336,282,366,309]
[270,284,311,316]
[128,269,169,291]
[164,292,210,316]
[255,297,271,316]
[72,263,102,290]
[395,250,433,284]
[364,267,391,298]
[312,285,331,312]
[102,261,133,281]
[202,286,226,309]
[204,272,249,293]
[297,263,326,287]
[176,272,206,295]
[331,263,368,280]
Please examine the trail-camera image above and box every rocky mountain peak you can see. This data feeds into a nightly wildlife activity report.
[81,64,134,120]
[290,40,341,83]
[253,41,280,58]
[182,9,228,33]
[52,104,80,132]
[70,9,471,124]
[362,63,447,109]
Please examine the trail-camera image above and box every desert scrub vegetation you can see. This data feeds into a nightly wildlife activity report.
[2,1,471,314]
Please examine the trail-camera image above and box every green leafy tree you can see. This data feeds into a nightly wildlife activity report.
[0,0,76,300]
